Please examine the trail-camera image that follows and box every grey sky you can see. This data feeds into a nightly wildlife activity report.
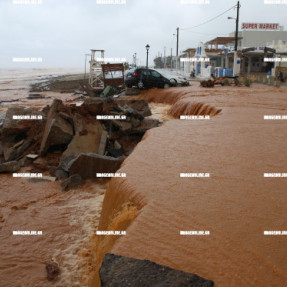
[0,0,286,68]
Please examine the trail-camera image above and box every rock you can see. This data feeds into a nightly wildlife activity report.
[54,169,69,180]
[72,113,85,134]
[111,120,132,132]
[4,139,32,161]
[59,122,105,170]
[98,131,108,156]
[45,261,60,281]
[41,105,50,116]
[81,98,152,117]
[0,141,4,156]
[129,118,161,134]
[123,104,144,120]
[115,98,152,117]
[33,157,48,171]
[40,99,74,155]
[100,254,214,287]
[0,161,20,173]
[130,117,141,128]
[27,93,44,99]
[114,140,122,150]
[107,148,123,158]
[66,153,124,179]
[2,107,44,137]
[81,98,104,116]
[58,112,73,122]
[60,174,83,191]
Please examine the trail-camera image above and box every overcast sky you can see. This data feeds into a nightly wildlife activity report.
[0,0,287,69]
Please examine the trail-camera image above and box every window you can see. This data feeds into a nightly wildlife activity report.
[141,70,150,76]
[151,70,161,78]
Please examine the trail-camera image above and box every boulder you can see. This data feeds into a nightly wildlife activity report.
[100,254,214,287]
[3,139,32,161]
[115,98,152,117]
[0,161,21,173]
[2,107,45,138]
[123,104,144,120]
[72,113,85,134]
[40,99,73,155]
[66,153,124,179]
[111,120,132,132]
[81,98,104,116]
[81,98,152,117]
[59,122,105,170]
[60,174,83,191]
[54,169,69,180]
[129,118,161,134]
[45,260,60,281]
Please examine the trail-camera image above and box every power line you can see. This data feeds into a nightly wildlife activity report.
[180,4,236,31]
[180,30,226,36]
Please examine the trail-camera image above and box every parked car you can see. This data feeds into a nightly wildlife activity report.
[159,72,189,86]
[125,68,171,89]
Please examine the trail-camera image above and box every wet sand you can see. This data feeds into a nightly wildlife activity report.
[90,84,287,286]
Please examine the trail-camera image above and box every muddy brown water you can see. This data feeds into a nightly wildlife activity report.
[90,84,287,286]
[1,76,287,286]
[0,175,107,287]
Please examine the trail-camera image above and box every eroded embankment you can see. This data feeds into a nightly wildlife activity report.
[89,86,287,286]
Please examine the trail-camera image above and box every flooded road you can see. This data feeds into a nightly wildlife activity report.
[92,84,287,286]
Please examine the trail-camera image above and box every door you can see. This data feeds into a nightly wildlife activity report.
[150,70,163,88]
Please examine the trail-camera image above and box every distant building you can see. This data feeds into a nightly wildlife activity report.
[181,23,287,78]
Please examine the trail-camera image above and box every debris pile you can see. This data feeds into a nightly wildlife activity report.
[0,97,161,190]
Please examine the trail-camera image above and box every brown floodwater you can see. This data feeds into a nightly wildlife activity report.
[0,174,107,287]
[0,71,108,287]
[90,84,287,286]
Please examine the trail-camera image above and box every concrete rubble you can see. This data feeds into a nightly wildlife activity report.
[0,96,161,189]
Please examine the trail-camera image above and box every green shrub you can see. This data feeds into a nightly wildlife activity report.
[244,78,252,87]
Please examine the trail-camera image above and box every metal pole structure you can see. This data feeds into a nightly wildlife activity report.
[235,1,240,51]
[233,1,240,76]
[84,53,90,82]
[135,53,137,67]
[146,44,150,68]
[171,48,172,71]
[146,50,148,68]
[176,27,179,72]
[164,46,166,69]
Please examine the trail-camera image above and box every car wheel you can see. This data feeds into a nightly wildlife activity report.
[137,80,144,89]
[170,78,177,85]
[164,83,170,89]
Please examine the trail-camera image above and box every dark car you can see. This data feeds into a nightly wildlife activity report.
[125,68,171,89]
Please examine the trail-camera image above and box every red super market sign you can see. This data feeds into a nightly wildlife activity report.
[241,23,279,30]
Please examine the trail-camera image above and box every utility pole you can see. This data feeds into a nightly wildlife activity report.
[233,1,241,76]
[235,1,240,51]
[176,27,179,72]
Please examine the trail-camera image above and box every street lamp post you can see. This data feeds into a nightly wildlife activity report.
[134,53,137,67]
[145,44,150,68]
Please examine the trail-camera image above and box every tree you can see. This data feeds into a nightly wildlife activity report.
[154,57,164,68]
